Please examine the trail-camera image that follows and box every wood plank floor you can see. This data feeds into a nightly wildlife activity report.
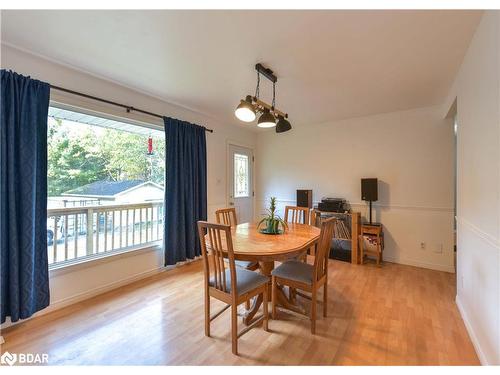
[0,259,479,365]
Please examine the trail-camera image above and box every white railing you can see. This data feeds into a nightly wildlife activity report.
[47,201,164,267]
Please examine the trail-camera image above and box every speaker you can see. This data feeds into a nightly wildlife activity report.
[361,178,378,201]
[297,189,312,208]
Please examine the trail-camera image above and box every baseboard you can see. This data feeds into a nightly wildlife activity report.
[383,255,455,273]
[456,294,488,365]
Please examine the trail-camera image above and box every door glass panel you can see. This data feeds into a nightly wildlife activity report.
[234,153,249,198]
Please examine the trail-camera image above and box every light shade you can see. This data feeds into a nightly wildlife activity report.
[235,95,256,122]
[257,109,276,128]
[276,116,292,133]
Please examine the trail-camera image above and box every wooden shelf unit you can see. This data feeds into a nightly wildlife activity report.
[311,209,361,264]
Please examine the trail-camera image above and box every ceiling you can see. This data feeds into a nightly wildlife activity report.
[1,10,482,129]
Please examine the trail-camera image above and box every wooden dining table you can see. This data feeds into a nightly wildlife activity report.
[208,222,321,325]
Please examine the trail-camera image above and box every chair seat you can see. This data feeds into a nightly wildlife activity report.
[209,268,268,295]
[271,260,314,285]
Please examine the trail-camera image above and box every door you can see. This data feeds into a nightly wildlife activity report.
[228,144,254,224]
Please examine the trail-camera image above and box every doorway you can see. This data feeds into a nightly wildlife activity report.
[227,143,254,224]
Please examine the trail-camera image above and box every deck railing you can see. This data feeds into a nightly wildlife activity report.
[47,201,164,267]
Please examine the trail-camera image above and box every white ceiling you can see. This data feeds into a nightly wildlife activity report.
[1,10,482,128]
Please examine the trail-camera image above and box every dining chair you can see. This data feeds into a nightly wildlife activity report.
[284,205,310,225]
[285,206,311,264]
[197,221,269,355]
[271,217,335,334]
[215,207,259,271]
[215,207,238,227]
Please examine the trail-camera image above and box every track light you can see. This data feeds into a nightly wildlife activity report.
[234,63,292,133]
[235,95,256,122]
[276,115,291,133]
[258,108,276,128]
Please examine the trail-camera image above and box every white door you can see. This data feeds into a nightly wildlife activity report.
[228,144,254,224]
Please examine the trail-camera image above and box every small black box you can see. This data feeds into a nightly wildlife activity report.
[361,178,378,201]
[297,190,312,208]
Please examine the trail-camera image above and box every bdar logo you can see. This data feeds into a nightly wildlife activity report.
[0,351,48,365]
[1,351,17,366]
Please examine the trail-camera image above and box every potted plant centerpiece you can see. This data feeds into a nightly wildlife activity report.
[258,197,288,235]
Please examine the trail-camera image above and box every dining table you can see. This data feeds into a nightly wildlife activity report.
[208,221,321,325]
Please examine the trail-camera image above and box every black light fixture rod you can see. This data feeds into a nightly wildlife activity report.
[255,63,277,83]
[50,84,214,133]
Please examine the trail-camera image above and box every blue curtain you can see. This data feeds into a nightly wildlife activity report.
[163,117,207,266]
[1,70,50,323]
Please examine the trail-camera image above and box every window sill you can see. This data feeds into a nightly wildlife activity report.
[49,242,162,277]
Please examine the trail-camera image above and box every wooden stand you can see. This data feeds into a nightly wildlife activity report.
[359,224,384,265]
[311,209,361,264]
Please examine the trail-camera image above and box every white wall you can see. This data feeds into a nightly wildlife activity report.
[0,44,257,322]
[256,105,455,272]
[444,11,500,365]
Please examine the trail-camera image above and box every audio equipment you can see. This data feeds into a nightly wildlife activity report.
[317,198,346,213]
[361,178,378,201]
[296,189,313,208]
[361,178,378,224]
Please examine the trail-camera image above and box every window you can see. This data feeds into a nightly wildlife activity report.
[47,105,165,268]
[234,153,249,197]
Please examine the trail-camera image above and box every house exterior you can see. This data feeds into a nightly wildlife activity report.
[62,180,164,203]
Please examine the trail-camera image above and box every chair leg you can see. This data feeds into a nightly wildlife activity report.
[272,276,277,319]
[290,287,296,303]
[205,290,210,337]
[231,304,238,355]
[245,299,251,310]
[311,289,317,334]
[263,287,269,332]
[323,283,328,318]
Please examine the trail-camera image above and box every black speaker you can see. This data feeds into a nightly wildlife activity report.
[361,178,378,202]
[297,189,312,208]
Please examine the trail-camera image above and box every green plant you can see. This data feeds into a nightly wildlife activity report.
[257,197,288,234]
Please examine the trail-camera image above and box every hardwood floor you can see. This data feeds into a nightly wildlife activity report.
[0,259,479,365]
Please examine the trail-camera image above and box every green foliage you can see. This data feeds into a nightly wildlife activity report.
[257,196,288,234]
[47,118,165,197]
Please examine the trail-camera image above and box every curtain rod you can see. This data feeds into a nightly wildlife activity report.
[50,85,214,133]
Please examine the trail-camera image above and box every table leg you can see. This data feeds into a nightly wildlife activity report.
[243,260,306,325]
[243,261,273,325]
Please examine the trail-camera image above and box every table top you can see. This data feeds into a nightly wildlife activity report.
[212,222,321,262]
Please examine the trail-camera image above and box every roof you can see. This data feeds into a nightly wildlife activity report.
[63,180,160,197]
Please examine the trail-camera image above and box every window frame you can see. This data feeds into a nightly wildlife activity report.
[46,101,165,270]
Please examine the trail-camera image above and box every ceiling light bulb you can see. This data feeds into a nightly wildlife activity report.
[257,109,276,128]
[276,115,292,133]
[235,95,256,122]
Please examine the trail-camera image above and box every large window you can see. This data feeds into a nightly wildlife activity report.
[47,105,165,268]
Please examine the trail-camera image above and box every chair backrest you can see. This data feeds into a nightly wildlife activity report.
[215,207,238,228]
[284,206,310,225]
[313,217,336,282]
[197,221,237,297]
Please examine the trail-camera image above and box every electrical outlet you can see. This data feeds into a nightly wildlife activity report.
[420,242,426,249]
[434,244,443,254]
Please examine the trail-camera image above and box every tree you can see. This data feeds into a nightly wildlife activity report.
[47,118,165,197]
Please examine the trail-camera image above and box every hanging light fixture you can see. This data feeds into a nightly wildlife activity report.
[258,108,276,128]
[235,95,256,122]
[276,115,292,133]
[234,63,292,133]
